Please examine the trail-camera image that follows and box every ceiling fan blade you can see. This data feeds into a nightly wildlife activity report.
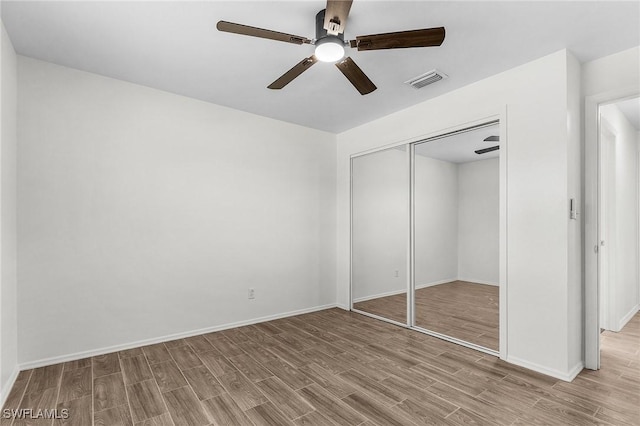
[352,27,445,51]
[268,56,318,89]
[216,21,311,45]
[335,57,377,95]
[483,135,500,142]
[324,0,353,35]
[475,146,500,155]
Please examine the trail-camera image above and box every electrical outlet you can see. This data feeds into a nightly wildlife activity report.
[394,270,399,278]
[248,288,255,299]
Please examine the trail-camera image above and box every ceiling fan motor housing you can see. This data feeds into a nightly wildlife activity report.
[315,9,344,44]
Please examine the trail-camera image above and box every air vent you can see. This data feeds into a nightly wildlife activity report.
[405,69,448,89]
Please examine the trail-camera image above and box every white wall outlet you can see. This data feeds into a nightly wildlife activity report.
[248,288,255,299]
[394,270,399,278]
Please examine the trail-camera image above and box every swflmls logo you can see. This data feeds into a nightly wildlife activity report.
[2,408,69,419]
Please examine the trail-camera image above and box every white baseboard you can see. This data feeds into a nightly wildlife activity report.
[457,278,499,286]
[353,288,406,303]
[353,278,458,303]
[507,355,584,382]
[415,278,458,289]
[0,366,20,409]
[617,304,640,331]
[19,303,337,371]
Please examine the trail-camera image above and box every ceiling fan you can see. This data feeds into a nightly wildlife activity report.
[216,0,445,95]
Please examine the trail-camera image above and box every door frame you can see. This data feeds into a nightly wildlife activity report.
[584,87,639,370]
[598,118,617,332]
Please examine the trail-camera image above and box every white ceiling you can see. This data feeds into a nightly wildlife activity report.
[414,122,500,163]
[615,97,640,131]
[2,1,639,133]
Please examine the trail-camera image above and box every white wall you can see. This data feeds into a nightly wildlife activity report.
[0,21,18,401]
[17,57,337,365]
[338,50,581,380]
[352,147,407,301]
[457,158,499,285]
[600,103,639,330]
[414,155,458,286]
[582,47,640,98]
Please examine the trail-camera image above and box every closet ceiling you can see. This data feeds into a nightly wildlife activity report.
[2,1,639,133]
[414,123,500,164]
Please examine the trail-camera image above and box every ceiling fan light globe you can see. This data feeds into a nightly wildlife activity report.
[315,40,345,62]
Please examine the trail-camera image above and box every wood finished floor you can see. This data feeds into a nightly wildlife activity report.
[2,309,638,425]
[354,281,499,351]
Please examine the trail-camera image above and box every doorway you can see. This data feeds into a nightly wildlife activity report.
[585,94,640,369]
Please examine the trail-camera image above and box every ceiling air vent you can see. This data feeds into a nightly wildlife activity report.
[405,69,448,89]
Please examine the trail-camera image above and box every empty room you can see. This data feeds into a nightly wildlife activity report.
[0,1,638,425]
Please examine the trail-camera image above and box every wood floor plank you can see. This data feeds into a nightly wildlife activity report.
[298,363,356,399]
[196,350,237,377]
[184,335,215,353]
[427,381,517,425]
[255,377,314,420]
[63,358,91,371]
[141,344,172,365]
[245,402,293,426]
[14,386,57,414]
[54,394,91,426]
[201,393,252,426]
[94,404,132,426]
[338,369,404,406]
[446,407,492,426]
[252,322,284,336]
[228,353,272,382]
[380,375,435,403]
[126,380,167,423]
[292,410,336,426]
[297,384,365,425]
[93,353,121,378]
[181,365,225,400]
[266,344,310,368]
[237,340,280,365]
[1,370,32,411]
[263,358,314,390]
[150,361,187,393]
[299,348,353,375]
[119,348,144,359]
[24,364,63,394]
[163,339,187,348]
[393,397,458,425]
[167,345,203,371]
[239,326,278,345]
[58,366,92,403]
[121,355,153,385]
[205,335,245,358]
[162,386,209,426]
[219,328,251,346]
[94,373,127,412]
[272,333,310,352]
[217,371,268,411]
[342,392,412,426]
[133,412,173,426]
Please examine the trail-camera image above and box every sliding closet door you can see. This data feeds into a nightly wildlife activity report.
[413,123,500,351]
[351,146,408,325]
